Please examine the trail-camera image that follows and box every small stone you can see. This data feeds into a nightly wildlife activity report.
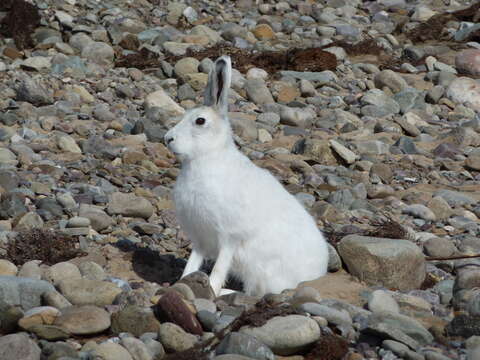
[154,290,203,335]
[245,79,275,105]
[329,140,357,164]
[446,77,480,112]
[0,260,17,276]
[18,306,60,330]
[0,333,41,360]
[456,49,480,77]
[423,237,456,258]
[43,262,81,286]
[57,135,82,153]
[177,271,216,300]
[374,70,408,93]
[121,336,154,360]
[111,305,161,336]
[93,342,133,360]
[144,88,185,116]
[239,315,321,356]
[81,42,115,68]
[402,204,436,221]
[216,332,275,360]
[107,192,154,219]
[368,290,400,314]
[15,77,53,106]
[158,322,198,352]
[54,305,111,335]
[252,24,275,40]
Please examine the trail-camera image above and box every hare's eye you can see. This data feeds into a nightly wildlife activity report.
[195,117,206,126]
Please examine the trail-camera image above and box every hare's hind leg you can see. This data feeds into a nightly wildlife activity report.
[182,249,204,278]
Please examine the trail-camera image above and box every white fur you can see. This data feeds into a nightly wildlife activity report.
[165,56,328,296]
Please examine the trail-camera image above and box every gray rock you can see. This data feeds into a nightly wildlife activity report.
[0,333,41,360]
[337,235,426,291]
[245,79,274,105]
[368,290,400,314]
[368,311,434,345]
[402,204,436,221]
[298,303,352,327]
[15,77,53,106]
[433,189,476,207]
[111,305,161,336]
[374,70,408,93]
[423,238,456,258]
[278,70,337,84]
[158,322,197,352]
[121,336,154,360]
[240,315,321,356]
[279,106,314,128]
[216,332,275,360]
[58,279,122,306]
[79,204,114,231]
[43,262,81,286]
[0,276,55,311]
[92,342,133,360]
[327,243,342,272]
[81,42,115,68]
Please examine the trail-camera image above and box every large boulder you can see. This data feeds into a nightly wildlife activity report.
[337,235,426,291]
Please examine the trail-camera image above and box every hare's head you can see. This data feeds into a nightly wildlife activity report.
[164,56,233,162]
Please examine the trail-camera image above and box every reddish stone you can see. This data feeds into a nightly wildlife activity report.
[456,49,480,77]
[153,290,203,335]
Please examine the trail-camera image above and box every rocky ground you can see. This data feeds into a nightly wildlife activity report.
[0,0,480,359]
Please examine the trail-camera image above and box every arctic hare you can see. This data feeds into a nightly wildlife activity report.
[164,56,328,296]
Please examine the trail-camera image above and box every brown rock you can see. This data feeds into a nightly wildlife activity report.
[153,290,203,335]
[370,163,393,183]
[177,271,215,300]
[54,305,111,335]
[276,84,300,103]
[456,49,480,77]
[465,155,480,171]
[252,24,275,40]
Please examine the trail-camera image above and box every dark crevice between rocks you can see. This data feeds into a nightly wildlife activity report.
[0,0,41,50]
[3,228,85,266]
[115,44,337,73]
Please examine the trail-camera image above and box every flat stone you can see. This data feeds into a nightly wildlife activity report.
[54,305,111,335]
[58,279,122,306]
[107,192,154,219]
[239,315,321,356]
[368,290,400,314]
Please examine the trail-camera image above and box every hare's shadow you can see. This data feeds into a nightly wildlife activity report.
[121,244,243,290]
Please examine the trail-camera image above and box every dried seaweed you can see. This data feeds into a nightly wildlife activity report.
[366,216,407,240]
[116,43,337,73]
[3,228,85,266]
[407,2,480,43]
[304,334,349,360]
[0,0,41,50]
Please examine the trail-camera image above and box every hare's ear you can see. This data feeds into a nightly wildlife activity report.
[204,55,231,116]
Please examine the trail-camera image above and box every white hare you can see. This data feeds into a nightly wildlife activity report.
[164,55,328,296]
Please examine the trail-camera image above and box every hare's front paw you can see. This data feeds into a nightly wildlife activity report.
[219,288,236,296]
